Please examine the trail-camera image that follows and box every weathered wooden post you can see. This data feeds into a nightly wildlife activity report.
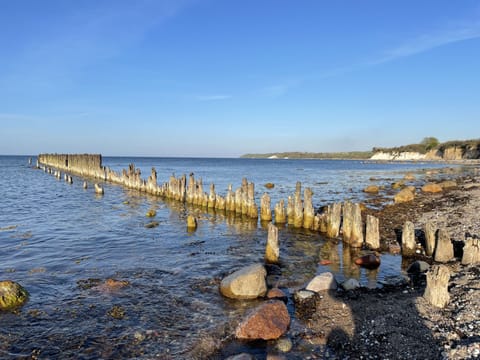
[461,237,480,265]
[342,201,353,243]
[208,183,216,209]
[424,221,436,256]
[94,183,104,195]
[303,187,314,229]
[326,203,341,238]
[241,178,248,215]
[434,228,454,263]
[260,193,272,222]
[247,182,258,219]
[365,215,380,250]
[187,215,197,230]
[423,265,450,308]
[226,184,236,212]
[293,182,303,228]
[265,223,279,264]
[287,196,294,225]
[187,174,195,204]
[350,203,364,247]
[402,221,416,256]
[83,181,88,189]
[274,199,286,224]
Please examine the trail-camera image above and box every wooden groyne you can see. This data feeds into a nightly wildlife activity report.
[37,153,386,250]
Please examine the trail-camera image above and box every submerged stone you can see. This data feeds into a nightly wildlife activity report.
[220,264,267,299]
[0,280,29,310]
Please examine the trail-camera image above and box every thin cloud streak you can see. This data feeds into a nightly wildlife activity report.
[369,20,480,65]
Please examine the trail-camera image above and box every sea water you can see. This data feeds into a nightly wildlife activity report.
[0,156,451,358]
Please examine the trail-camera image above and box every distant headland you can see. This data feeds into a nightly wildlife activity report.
[241,138,480,161]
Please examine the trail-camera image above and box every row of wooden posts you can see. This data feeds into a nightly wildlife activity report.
[38,154,384,249]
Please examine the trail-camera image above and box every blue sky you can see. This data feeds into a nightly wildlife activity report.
[1,0,479,156]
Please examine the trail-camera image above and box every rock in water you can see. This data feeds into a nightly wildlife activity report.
[363,185,379,194]
[354,254,381,269]
[421,183,443,193]
[0,280,29,310]
[220,264,267,299]
[306,272,337,292]
[394,188,415,203]
[342,278,360,291]
[235,300,290,340]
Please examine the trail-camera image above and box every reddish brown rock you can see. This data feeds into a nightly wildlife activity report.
[354,254,381,269]
[235,300,290,340]
[267,288,287,300]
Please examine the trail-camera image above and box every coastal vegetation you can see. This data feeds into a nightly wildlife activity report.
[240,151,373,159]
[241,138,480,160]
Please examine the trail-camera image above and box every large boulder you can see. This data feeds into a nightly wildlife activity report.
[394,188,415,203]
[0,280,29,310]
[220,264,267,299]
[306,272,337,292]
[235,300,290,340]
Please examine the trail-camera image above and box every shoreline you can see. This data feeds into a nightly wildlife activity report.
[214,164,480,359]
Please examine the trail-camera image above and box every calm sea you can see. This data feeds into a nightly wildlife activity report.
[0,155,451,358]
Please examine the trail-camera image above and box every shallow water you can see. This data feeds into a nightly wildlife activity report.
[0,156,452,358]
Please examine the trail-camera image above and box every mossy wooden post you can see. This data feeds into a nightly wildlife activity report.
[293,181,303,228]
[260,193,272,222]
[303,187,314,230]
[350,203,364,248]
[424,221,436,256]
[423,265,450,308]
[274,199,286,224]
[287,195,294,225]
[365,215,380,250]
[265,222,280,264]
[434,228,454,263]
[226,184,236,212]
[247,182,258,219]
[402,221,416,256]
[208,183,216,209]
[326,203,341,238]
[187,215,197,230]
[342,201,353,243]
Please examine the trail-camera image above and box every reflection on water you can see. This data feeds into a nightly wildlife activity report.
[0,156,448,358]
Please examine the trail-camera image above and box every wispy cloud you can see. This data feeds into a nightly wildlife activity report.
[1,0,194,90]
[369,19,480,65]
[195,94,232,101]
